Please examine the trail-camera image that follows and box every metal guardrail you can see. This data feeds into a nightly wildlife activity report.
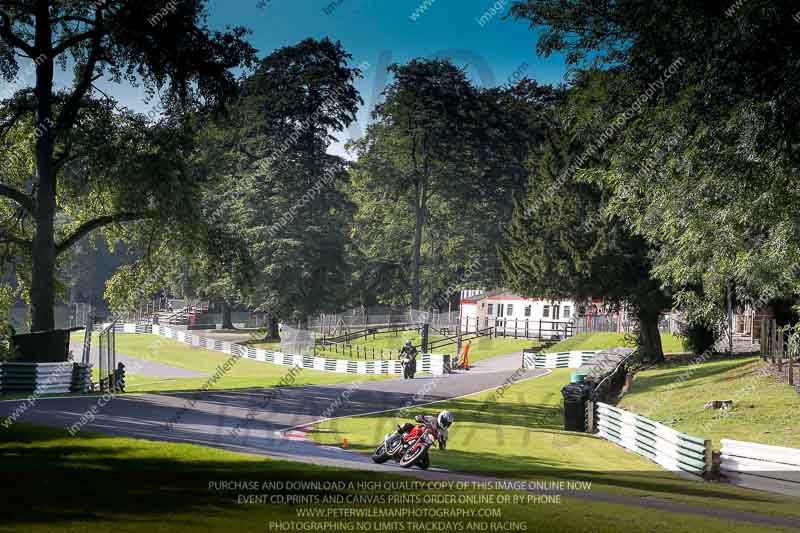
[134,324,453,376]
[595,402,712,480]
[97,319,124,392]
[0,362,92,394]
[720,439,800,497]
[524,351,599,369]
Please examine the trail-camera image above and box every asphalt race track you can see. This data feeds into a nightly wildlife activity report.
[0,352,545,471]
[3,353,799,529]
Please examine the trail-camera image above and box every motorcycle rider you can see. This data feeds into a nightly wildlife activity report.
[396,410,454,450]
[399,340,418,379]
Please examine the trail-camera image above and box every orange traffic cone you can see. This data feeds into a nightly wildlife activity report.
[342,438,349,449]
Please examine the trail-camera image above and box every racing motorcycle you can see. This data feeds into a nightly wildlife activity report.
[401,353,416,379]
[371,421,438,469]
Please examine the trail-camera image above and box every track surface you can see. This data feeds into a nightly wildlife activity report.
[0,352,536,467]
[1,353,798,529]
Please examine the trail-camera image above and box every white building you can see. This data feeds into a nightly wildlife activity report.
[459,289,580,339]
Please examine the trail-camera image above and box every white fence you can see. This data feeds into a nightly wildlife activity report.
[523,351,599,369]
[595,402,711,480]
[0,362,93,394]
[96,323,451,376]
[720,439,800,497]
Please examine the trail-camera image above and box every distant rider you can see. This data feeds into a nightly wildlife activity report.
[400,340,418,379]
[397,410,454,450]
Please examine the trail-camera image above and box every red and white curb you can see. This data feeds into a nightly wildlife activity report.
[275,427,313,442]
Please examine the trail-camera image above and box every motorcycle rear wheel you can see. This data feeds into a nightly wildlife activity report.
[399,444,428,468]
[372,443,390,464]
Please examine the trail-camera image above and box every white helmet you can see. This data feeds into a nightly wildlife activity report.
[437,410,453,428]
[405,340,413,347]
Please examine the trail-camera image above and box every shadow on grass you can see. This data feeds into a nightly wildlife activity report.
[320,432,784,508]
[0,424,386,530]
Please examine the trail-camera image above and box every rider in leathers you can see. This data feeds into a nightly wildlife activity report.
[396,410,454,450]
[400,340,417,379]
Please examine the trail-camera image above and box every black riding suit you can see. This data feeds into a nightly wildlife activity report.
[400,345,418,377]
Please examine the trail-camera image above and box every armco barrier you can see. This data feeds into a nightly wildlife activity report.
[523,351,599,369]
[595,402,711,480]
[0,362,92,394]
[96,323,451,376]
[720,439,800,497]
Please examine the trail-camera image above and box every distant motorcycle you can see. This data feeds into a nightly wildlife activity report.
[372,421,438,469]
[401,354,416,379]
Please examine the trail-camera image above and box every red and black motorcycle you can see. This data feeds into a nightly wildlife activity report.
[372,421,439,469]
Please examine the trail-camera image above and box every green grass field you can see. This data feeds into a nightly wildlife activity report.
[316,330,541,363]
[309,368,800,521]
[619,355,800,448]
[74,333,390,393]
[547,332,685,353]
[0,421,794,533]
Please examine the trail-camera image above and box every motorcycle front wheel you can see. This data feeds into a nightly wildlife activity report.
[417,449,430,470]
[399,444,429,468]
[372,443,391,464]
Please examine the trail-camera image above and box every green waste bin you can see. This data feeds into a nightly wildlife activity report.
[561,382,593,432]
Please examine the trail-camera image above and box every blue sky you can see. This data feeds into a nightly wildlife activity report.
[115,0,570,157]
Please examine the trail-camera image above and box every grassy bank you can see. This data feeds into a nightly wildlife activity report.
[317,331,541,363]
[72,333,390,393]
[619,355,800,447]
[309,368,800,520]
[0,421,792,533]
[547,332,685,353]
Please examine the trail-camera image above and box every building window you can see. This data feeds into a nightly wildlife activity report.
[507,304,513,316]
[524,305,531,317]
[563,306,571,319]
[487,303,494,315]
[543,305,550,318]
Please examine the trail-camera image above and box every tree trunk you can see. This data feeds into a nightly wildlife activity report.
[269,316,279,339]
[220,301,234,330]
[29,8,56,332]
[410,177,425,309]
[638,309,664,364]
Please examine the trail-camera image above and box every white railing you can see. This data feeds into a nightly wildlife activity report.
[95,323,451,376]
[0,362,92,394]
[595,402,711,480]
[720,439,800,497]
[523,350,599,369]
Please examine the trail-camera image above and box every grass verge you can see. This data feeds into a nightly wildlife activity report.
[308,368,800,520]
[65,333,390,393]
[0,421,793,532]
[319,331,541,363]
[547,332,685,353]
[619,355,800,447]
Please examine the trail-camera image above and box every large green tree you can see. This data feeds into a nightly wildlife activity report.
[213,38,362,328]
[349,59,480,309]
[510,0,800,317]
[0,0,254,331]
[502,93,671,363]
[349,70,563,311]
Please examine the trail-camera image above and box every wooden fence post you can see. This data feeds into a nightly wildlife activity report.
[704,439,715,480]
[585,400,595,433]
